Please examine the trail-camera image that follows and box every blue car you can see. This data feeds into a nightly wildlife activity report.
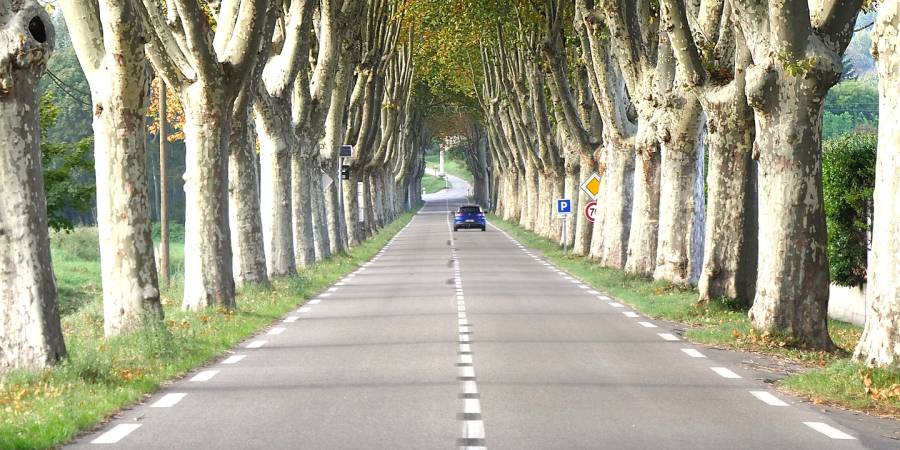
[453,205,486,231]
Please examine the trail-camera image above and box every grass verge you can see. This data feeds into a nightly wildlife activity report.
[488,214,900,418]
[421,173,449,194]
[0,208,419,449]
[425,153,473,183]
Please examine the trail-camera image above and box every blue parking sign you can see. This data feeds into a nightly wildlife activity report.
[557,199,572,215]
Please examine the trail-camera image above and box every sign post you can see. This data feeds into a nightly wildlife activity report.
[557,199,572,254]
[338,145,352,212]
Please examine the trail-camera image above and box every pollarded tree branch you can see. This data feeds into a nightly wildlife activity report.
[662,0,706,86]
[59,0,103,78]
[171,0,218,80]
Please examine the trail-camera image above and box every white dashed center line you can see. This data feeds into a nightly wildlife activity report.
[803,422,856,439]
[91,424,142,444]
[222,354,246,364]
[710,367,742,379]
[246,340,267,349]
[750,391,789,406]
[190,370,220,382]
[680,349,706,358]
[151,393,187,408]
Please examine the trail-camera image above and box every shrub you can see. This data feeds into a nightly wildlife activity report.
[822,132,877,286]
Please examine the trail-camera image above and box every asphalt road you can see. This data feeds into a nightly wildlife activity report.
[70,175,899,449]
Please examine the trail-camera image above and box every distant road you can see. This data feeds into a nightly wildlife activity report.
[69,176,898,449]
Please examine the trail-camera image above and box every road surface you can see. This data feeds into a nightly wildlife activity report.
[70,175,899,449]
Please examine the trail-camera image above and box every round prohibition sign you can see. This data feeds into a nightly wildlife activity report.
[584,200,597,223]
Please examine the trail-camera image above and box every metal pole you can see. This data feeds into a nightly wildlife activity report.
[158,80,169,287]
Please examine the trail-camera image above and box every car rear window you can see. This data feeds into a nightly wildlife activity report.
[460,206,481,213]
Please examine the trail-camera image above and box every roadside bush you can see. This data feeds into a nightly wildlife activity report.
[822,132,877,286]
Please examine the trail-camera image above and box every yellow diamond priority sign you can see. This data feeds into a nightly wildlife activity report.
[580,172,601,200]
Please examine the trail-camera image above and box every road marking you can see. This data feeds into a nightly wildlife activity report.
[458,312,466,319]
[623,311,639,318]
[564,276,574,280]
[803,422,856,440]
[151,393,187,408]
[327,287,339,292]
[458,305,466,312]
[297,306,312,313]
[462,420,485,439]
[222,355,246,364]
[190,370,219,382]
[599,295,611,301]
[460,343,471,353]
[267,327,286,335]
[319,293,332,297]
[459,319,469,326]
[91,424,142,444]
[459,326,470,333]
[283,316,299,323]
[638,321,657,328]
[459,334,471,343]
[458,365,476,378]
[463,398,482,414]
[246,340,267,349]
[680,349,706,358]
[710,367,741,379]
[459,354,473,364]
[457,295,465,300]
[657,333,679,341]
[609,302,624,308]
[577,285,589,289]
[750,391,788,406]
[308,299,321,305]
[587,290,600,295]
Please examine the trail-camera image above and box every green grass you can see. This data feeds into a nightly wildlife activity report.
[488,214,900,417]
[0,209,419,449]
[425,153,473,183]
[421,173,449,194]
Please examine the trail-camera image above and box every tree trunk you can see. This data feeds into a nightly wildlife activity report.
[0,4,67,370]
[564,165,579,249]
[573,155,595,256]
[181,84,235,310]
[596,141,634,268]
[93,76,164,334]
[323,156,347,254]
[309,155,331,261]
[854,4,900,366]
[522,165,538,230]
[228,107,268,287]
[342,173,361,246]
[625,119,661,275]
[654,97,703,285]
[698,86,756,304]
[292,146,316,268]
[745,66,833,349]
[255,98,296,277]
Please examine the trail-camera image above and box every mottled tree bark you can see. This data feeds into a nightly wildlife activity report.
[181,85,236,310]
[228,104,268,287]
[733,0,861,348]
[654,95,703,285]
[62,0,163,333]
[0,2,66,370]
[854,3,900,366]
[255,94,296,277]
